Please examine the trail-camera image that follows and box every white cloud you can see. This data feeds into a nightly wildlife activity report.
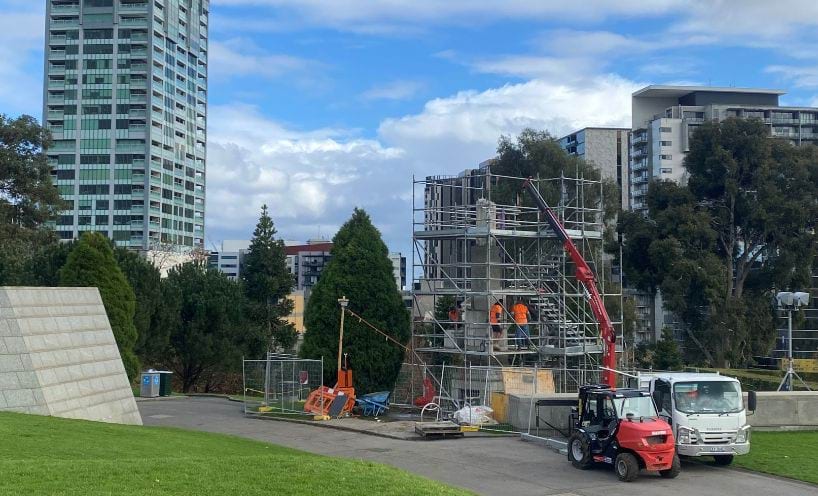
[765,65,818,89]
[205,74,639,252]
[205,104,404,245]
[361,80,425,101]
[208,38,325,82]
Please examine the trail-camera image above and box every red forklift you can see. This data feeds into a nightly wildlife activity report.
[522,179,679,482]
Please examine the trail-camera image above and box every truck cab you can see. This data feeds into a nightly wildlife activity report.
[638,372,754,465]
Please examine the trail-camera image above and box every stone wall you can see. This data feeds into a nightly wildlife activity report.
[0,287,141,425]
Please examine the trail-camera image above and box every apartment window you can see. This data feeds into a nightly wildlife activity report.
[114,200,132,209]
[96,200,109,210]
[84,29,113,40]
[660,126,672,133]
[661,141,672,146]
[660,154,672,160]
[661,168,673,174]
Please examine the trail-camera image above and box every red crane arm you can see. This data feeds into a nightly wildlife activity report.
[522,178,617,388]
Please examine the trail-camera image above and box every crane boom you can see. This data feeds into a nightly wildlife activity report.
[522,178,617,388]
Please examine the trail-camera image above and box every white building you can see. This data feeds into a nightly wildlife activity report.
[389,252,407,290]
[558,127,630,209]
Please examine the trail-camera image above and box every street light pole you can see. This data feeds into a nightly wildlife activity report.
[337,296,349,373]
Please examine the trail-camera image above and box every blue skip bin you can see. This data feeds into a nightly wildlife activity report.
[355,391,391,417]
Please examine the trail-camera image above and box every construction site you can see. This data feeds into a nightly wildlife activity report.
[388,162,624,432]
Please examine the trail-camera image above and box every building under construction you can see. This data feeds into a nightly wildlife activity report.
[409,162,623,394]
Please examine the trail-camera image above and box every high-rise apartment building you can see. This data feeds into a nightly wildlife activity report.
[558,127,630,209]
[627,85,818,356]
[43,0,208,252]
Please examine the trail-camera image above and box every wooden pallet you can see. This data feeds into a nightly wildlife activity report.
[415,421,464,438]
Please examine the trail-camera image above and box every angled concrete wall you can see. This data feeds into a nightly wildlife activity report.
[0,287,141,425]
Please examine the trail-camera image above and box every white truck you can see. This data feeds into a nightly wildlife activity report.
[636,372,757,465]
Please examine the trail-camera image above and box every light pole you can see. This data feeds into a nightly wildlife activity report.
[337,296,349,373]
[776,291,811,392]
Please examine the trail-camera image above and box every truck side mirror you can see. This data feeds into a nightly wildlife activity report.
[747,391,757,414]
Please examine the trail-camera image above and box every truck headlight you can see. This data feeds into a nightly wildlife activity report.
[677,427,693,444]
[736,425,751,443]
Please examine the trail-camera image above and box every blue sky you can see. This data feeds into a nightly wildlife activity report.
[3,0,818,257]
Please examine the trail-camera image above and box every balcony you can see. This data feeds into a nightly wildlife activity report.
[48,79,64,89]
[49,49,66,58]
[131,63,148,72]
[50,34,67,43]
[120,17,148,27]
[47,110,64,119]
[49,65,66,74]
[50,17,79,27]
[120,2,148,12]
[130,95,148,104]
[51,4,80,14]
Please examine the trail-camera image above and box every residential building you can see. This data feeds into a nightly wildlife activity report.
[283,290,305,333]
[207,239,249,280]
[285,240,333,300]
[43,0,208,252]
[558,127,630,209]
[389,252,407,290]
[627,85,818,355]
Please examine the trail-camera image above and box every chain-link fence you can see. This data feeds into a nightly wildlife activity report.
[242,355,323,417]
[392,362,594,437]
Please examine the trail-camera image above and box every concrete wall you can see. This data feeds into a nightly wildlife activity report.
[0,287,141,425]
[748,391,818,430]
[505,391,818,434]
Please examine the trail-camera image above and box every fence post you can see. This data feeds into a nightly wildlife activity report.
[527,363,537,435]
[241,357,246,415]
[264,352,271,406]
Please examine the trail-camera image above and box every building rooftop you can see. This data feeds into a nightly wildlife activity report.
[633,85,786,99]
[558,126,630,140]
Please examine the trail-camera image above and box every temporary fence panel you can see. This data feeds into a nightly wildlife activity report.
[242,357,323,417]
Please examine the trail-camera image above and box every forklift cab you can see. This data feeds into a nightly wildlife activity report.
[575,385,619,443]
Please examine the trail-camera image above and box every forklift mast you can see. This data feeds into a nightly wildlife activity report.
[522,179,618,388]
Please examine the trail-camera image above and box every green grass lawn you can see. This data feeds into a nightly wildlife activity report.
[0,412,472,496]
[733,431,818,485]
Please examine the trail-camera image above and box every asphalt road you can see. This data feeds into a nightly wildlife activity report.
[139,397,817,496]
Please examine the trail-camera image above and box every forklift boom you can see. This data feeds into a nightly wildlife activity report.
[522,178,617,388]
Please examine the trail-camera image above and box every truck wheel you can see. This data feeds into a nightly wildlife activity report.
[567,432,592,469]
[713,455,734,466]
[660,454,681,479]
[615,452,640,482]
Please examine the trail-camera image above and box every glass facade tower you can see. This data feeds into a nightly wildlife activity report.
[43,0,208,251]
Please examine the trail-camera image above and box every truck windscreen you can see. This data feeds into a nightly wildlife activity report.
[673,381,743,414]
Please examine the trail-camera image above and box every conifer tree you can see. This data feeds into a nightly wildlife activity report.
[241,204,296,351]
[301,208,410,392]
[59,232,139,380]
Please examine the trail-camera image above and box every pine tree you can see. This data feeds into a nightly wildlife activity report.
[241,204,296,351]
[115,247,163,363]
[59,232,139,380]
[300,208,410,393]
[653,327,683,371]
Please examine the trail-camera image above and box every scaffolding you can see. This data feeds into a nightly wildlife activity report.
[410,165,623,394]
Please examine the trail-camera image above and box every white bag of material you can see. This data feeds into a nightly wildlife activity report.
[454,405,497,425]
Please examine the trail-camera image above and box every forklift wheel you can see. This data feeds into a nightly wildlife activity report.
[659,454,681,479]
[567,432,592,469]
[615,452,640,482]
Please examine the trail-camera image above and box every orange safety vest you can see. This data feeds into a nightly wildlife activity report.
[512,303,528,324]
[489,304,502,324]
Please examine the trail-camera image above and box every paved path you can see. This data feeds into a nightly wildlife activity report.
[139,397,817,496]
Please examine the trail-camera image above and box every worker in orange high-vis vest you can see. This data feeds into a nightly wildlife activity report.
[511,298,531,350]
[489,298,504,351]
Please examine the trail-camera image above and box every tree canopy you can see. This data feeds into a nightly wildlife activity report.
[160,262,260,392]
[241,204,296,351]
[59,232,140,380]
[115,247,164,363]
[619,119,818,366]
[300,208,410,393]
[0,114,65,284]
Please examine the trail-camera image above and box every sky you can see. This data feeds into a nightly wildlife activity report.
[4,0,818,258]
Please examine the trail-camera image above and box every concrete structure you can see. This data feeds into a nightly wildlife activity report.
[558,127,630,209]
[43,0,209,252]
[0,287,141,425]
[628,85,818,345]
[388,252,407,290]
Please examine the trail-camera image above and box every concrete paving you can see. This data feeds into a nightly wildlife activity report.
[139,396,818,496]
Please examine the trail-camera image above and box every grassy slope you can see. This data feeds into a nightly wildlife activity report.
[0,412,472,496]
[733,431,818,485]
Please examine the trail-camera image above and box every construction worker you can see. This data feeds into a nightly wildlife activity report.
[489,298,504,351]
[511,298,531,350]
